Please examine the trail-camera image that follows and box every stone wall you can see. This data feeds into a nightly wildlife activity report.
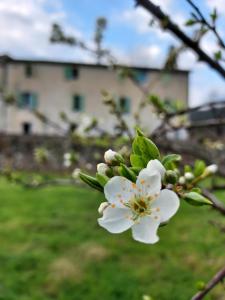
[0,134,106,172]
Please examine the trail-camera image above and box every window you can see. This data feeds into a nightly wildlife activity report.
[22,122,32,135]
[25,64,33,78]
[135,70,148,84]
[18,92,38,110]
[65,66,79,80]
[118,96,131,114]
[72,95,84,112]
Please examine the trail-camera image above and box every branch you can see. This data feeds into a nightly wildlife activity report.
[202,189,225,216]
[187,0,225,49]
[135,0,225,79]
[191,264,225,300]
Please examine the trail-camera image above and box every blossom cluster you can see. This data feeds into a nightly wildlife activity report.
[79,129,216,244]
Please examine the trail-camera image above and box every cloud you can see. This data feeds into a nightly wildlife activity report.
[0,0,90,62]
[207,0,225,14]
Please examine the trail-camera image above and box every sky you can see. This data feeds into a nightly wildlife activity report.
[1,0,225,106]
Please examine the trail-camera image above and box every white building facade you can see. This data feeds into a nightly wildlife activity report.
[0,55,189,135]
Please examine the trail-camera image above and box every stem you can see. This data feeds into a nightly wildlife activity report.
[135,0,225,80]
[202,189,225,216]
[191,265,225,300]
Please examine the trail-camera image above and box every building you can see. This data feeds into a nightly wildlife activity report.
[189,101,225,140]
[0,55,189,135]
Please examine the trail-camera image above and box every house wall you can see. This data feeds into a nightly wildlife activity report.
[0,61,189,135]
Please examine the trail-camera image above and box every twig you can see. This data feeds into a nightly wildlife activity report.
[135,0,225,79]
[186,0,225,49]
[191,264,225,300]
[202,189,225,215]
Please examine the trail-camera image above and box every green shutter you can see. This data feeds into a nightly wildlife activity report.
[17,93,24,108]
[31,93,38,110]
[72,95,85,112]
[80,95,85,111]
[65,66,72,79]
[124,97,131,113]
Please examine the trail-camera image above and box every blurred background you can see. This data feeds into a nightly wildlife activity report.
[0,0,224,299]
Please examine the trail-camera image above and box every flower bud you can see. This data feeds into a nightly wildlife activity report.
[72,168,81,179]
[98,202,109,214]
[184,172,194,181]
[178,176,186,185]
[104,149,124,165]
[64,159,71,168]
[165,170,178,184]
[205,164,218,174]
[64,153,71,160]
[97,163,110,176]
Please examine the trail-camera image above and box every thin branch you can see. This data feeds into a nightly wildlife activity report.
[187,0,225,49]
[135,0,225,79]
[191,264,225,300]
[202,189,225,216]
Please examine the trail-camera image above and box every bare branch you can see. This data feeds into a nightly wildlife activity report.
[191,264,225,300]
[135,0,225,79]
[202,189,225,215]
[187,0,225,49]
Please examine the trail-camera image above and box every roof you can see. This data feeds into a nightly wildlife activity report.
[190,102,225,122]
[0,54,189,74]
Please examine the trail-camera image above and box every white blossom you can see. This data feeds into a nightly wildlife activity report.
[104,149,118,164]
[184,172,194,180]
[98,202,109,214]
[72,168,81,179]
[98,166,179,244]
[64,153,71,160]
[64,159,72,168]
[97,163,110,175]
[178,176,186,184]
[146,159,166,179]
[206,164,218,174]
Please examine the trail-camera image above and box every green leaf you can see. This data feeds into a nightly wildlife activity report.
[130,154,146,168]
[184,165,192,173]
[79,172,103,192]
[149,95,165,112]
[118,164,136,182]
[194,160,206,177]
[137,136,160,161]
[130,167,141,175]
[191,187,202,194]
[162,154,181,170]
[136,127,145,137]
[210,8,217,23]
[185,19,197,26]
[183,192,212,206]
[96,173,109,187]
[132,137,142,155]
[214,50,222,61]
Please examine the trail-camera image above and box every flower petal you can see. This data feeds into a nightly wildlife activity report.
[104,176,135,207]
[152,189,180,223]
[98,206,133,233]
[147,159,166,179]
[132,216,160,244]
[136,168,161,198]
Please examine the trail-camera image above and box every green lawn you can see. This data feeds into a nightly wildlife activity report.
[0,180,224,300]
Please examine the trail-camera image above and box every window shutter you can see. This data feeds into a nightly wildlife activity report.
[80,95,85,111]
[135,71,148,84]
[65,66,72,79]
[17,93,24,108]
[31,93,38,110]
[124,97,131,113]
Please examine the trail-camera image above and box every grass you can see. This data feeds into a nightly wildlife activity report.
[0,179,224,300]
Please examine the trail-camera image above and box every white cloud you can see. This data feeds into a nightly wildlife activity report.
[207,0,225,14]
[0,0,90,62]
[111,43,163,67]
